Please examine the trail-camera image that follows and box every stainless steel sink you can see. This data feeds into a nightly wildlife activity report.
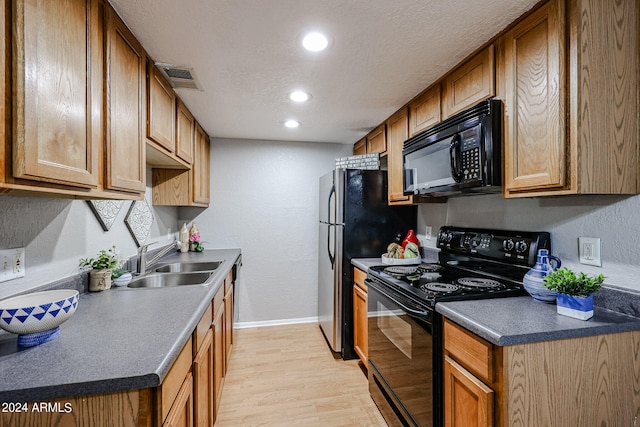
[154,261,223,273]
[127,272,212,288]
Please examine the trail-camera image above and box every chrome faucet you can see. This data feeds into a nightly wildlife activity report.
[136,240,179,275]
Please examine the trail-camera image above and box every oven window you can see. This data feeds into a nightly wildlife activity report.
[376,301,412,358]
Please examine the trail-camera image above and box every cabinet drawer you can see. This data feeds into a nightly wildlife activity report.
[212,285,224,321]
[353,267,367,291]
[225,270,233,293]
[193,308,213,356]
[158,337,193,424]
[444,319,493,384]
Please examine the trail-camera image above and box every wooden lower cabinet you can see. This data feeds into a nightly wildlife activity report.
[164,373,194,427]
[353,267,368,368]
[443,318,640,427]
[224,283,234,369]
[193,329,214,427]
[212,286,225,419]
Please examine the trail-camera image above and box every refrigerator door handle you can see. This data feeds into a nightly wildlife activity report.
[327,184,335,225]
[327,224,335,268]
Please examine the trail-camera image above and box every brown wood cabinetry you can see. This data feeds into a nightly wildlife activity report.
[366,124,387,155]
[152,123,210,207]
[176,99,195,164]
[147,65,176,154]
[352,267,368,368]
[212,286,225,419]
[501,0,639,197]
[104,4,146,194]
[11,0,100,189]
[386,108,412,205]
[444,318,640,426]
[193,329,214,427]
[409,85,441,137]
[224,279,234,369]
[442,45,495,119]
[164,373,194,427]
[353,138,366,155]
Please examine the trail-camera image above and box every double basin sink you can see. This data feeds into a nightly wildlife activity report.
[127,261,223,289]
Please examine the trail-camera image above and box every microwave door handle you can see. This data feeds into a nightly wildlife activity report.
[449,134,463,183]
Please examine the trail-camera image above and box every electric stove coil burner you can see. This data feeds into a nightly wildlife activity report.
[417,263,444,273]
[457,277,503,289]
[421,283,460,293]
[384,266,418,276]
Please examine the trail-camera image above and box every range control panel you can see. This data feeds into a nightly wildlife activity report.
[437,226,551,266]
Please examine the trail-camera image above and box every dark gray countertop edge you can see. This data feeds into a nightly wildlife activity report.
[0,248,241,402]
[351,258,381,271]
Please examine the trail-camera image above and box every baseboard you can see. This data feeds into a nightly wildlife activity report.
[235,316,319,329]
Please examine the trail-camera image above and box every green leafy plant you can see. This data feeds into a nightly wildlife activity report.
[111,268,127,279]
[79,246,120,270]
[542,268,604,296]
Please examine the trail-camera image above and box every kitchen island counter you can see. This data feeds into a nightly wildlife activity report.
[437,295,640,346]
[0,248,241,402]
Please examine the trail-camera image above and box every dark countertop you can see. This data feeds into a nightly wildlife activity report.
[436,296,640,346]
[0,248,241,403]
[351,258,382,272]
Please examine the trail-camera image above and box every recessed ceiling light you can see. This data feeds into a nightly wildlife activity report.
[289,91,311,103]
[302,32,329,52]
[284,120,300,128]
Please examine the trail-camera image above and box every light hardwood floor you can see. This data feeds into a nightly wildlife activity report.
[214,323,387,427]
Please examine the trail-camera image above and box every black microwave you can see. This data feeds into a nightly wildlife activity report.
[403,99,502,197]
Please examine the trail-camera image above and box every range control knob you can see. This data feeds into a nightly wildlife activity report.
[503,239,515,251]
[515,240,529,254]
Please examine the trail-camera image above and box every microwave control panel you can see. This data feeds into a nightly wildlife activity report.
[460,128,481,182]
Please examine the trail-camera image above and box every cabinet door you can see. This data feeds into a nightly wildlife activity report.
[386,108,412,204]
[353,283,368,368]
[193,329,213,427]
[442,45,495,119]
[12,0,99,188]
[212,303,224,420]
[104,5,146,193]
[444,356,494,427]
[502,0,566,193]
[409,85,441,137]
[366,124,386,155]
[176,99,194,164]
[192,123,210,206]
[147,65,176,153]
[164,373,194,427]
[353,138,366,155]
[224,284,233,370]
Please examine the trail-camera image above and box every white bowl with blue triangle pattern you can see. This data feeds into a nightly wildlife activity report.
[0,290,79,344]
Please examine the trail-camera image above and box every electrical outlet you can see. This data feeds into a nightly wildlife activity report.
[425,226,433,240]
[0,248,25,283]
[578,237,602,267]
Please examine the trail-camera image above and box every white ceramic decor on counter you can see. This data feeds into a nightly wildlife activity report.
[0,290,79,347]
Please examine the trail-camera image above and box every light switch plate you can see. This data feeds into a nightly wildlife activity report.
[0,248,25,283]
[425,226,433,240]
[578,237,602,267]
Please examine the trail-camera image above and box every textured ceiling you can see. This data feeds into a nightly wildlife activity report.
[108,0,539,144]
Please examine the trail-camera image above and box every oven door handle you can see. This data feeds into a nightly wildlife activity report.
[366,279,431,319]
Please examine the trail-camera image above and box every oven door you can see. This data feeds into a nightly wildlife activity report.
[403,134,458,195]
[366,278,439,427]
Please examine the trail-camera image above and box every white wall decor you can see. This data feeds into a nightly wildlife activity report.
[124,199,154,247]
[86,200,124,231]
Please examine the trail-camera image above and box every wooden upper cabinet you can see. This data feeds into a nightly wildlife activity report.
[353,138,366,155]
[501,0,566,195]
[12,0,100,188]
[192,123,210,206]
[366,124,387,155]
[104,4,146,193]
[442,45,495,119]
[386,108,412,204]
[409,85,441,137]
[147,64,176,153]
[176,99,195,164]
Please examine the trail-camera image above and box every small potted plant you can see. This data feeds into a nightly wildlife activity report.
[542,267,605,320]
[79,246,121,292]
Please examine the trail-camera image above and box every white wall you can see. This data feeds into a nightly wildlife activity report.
[418,193,640,291]
[180,138,351,325]
[0,170,179,299]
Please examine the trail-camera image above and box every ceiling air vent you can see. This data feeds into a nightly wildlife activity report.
[155,63,203,90]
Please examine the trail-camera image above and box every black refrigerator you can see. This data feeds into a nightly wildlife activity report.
[318,168,417,359]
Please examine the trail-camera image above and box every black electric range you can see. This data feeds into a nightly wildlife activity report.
[366,226,551,427]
